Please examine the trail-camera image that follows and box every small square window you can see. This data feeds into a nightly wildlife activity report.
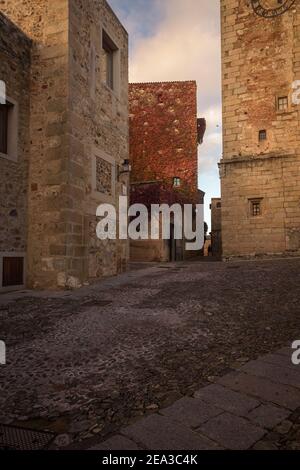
[258,130,267,142]
[277,96,288,111]
[250,199,262,217]
[102,30,118,91]
[173,177,181,187]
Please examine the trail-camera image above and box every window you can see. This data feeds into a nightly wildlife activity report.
[90,46,96,99]
[250,199,262,217]
[0,98,18,161]
[173,177,181,188]
[102,30,118,90]
[259,129,267,142]
[278,96,288,112]
[216,202,222,209]
[0,103,9,154]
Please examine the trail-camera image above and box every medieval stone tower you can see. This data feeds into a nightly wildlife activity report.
[0,0,129,290]
[220,0,300,258]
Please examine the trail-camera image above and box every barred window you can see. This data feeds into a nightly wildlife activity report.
[250,199,262,217]
[259,129,267,142]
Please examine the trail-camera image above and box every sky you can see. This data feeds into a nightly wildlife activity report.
[108,0,222,229]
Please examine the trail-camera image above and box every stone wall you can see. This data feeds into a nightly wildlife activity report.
[129,81,203,262]
[69,0,129,281]
[220,0,300,258]
[129,81,200,203]
[1,0,70,288]
[0,0,129,288]
[0,13,31,269]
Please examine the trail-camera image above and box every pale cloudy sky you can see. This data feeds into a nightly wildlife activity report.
[108,0,222,228]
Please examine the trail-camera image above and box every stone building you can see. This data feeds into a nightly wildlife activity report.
[129,81,206,262]
[0,14,31,291]
[220,0,300,258]
[210,198,222,257]
[0,0,129,291]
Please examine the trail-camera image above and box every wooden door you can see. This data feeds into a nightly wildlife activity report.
[2,257,24,287]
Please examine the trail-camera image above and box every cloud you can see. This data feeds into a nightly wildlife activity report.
[129,0,221,108]
[108,0,164,43]
[109,0,221,105]
[199,104,222,173]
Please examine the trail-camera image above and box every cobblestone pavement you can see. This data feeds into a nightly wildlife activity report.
[90,346,300,450]
[0,258,300,449]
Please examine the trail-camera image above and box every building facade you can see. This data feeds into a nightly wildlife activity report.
[0,0,129,291]
[0,14,31,291]
[129,81,206,262]
[210,198,222,257]
[220,0,300,258]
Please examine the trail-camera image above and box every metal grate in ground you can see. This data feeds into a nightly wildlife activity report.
[0,424,55,450]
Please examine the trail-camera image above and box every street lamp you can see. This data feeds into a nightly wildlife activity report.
[119,159,131,176]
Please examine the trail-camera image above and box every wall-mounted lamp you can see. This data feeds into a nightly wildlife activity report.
[119,159,132,176]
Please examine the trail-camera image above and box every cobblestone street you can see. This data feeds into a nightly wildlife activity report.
[0,258,300,449]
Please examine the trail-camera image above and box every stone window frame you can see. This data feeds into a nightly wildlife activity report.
[91,147,116,204]
[0,95,18,163]
[101,27,121,98]
[249,198,263,218]
[276,91,291,114]
[0,252,26,292]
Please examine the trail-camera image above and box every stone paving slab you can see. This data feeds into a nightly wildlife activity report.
[260,353,300,371]
[218,372,300,410]
[246,404,290,430]
[240,360,300,389]
[194,383,260,416]
[121,414,221,450]
[161,397,223,429]
[198,412,266,450]
[91,435,140,451]
[276,347,294,357]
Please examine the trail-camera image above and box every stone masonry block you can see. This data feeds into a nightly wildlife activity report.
[199,412,265,450]
[161,397,223,429]
[218,372,300,410]
[122,414,221,450]
[194,383,260,415]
